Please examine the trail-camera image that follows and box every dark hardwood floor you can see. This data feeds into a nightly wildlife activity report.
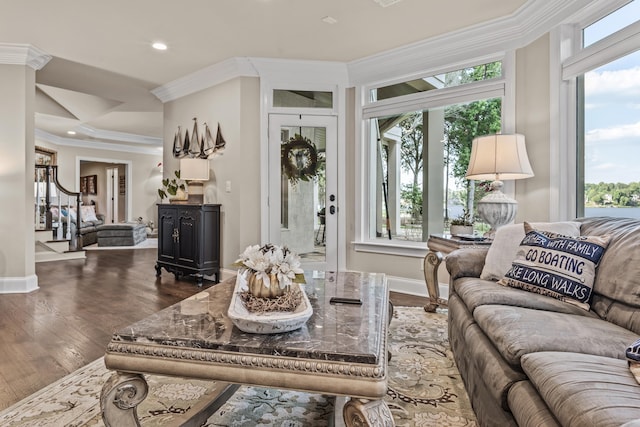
[0,248,426,410]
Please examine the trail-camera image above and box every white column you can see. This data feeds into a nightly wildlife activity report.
[0,44,51,293]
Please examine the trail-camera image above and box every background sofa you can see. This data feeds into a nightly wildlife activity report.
[56,207,105,247]
[447,216,640,426]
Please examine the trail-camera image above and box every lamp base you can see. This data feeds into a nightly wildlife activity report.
[187,194,204,204]
[187,182,204,204]
[477,186,517,239]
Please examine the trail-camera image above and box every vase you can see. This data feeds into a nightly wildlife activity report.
[247,272,288,298]
[450,225,474,236]
[169,189,188,203]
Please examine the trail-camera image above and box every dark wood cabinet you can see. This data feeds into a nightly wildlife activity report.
[155,204,221,286]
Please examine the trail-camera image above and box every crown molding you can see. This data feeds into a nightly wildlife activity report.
[75,124,162,146]
[152,57,259,103]
[151,0,600,100]
[347,0,599,86]
[249,57,349,87]
[0,43,51,70]
[35,129,162,156]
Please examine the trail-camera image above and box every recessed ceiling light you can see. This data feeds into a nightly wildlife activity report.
[322,16,338,24]
[152,42,168,51]
[67,130,76,135]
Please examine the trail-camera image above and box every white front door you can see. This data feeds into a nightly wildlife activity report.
[268,114,338,271]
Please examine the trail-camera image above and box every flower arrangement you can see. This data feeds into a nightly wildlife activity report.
[450,209,474,226]
[234,244,305,291]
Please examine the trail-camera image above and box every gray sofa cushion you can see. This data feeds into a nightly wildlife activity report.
[508,381,560,427]
[454,278,599,317]
[522,351,640,427]
[465,323,527,410]
[474,305,637,366]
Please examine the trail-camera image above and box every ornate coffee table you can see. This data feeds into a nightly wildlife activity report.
[101,271,394,426]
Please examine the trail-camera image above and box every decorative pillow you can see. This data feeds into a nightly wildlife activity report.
[50,207,60,221]
[498,223,610,310]
[81,205,99,222]
[61,207,77,221]
[480,221,582,281]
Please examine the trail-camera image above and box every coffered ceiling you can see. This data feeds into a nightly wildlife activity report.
[1,0,533,150]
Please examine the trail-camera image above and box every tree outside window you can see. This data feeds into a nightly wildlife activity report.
[371,62,503,242]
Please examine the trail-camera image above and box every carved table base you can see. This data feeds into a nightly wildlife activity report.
[423,250,447,312]
[101,372,239,427]
[343,398,395,426]
[101,372,148,427]
[423,235,492,312]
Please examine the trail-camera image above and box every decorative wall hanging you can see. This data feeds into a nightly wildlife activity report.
[172,126,183,157]
[281,134,318,184]
[172,118,227,159]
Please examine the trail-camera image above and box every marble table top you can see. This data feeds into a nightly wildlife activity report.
[110,271,389,365]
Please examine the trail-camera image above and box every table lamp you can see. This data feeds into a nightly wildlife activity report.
[180,158,210,204]
[465,133,534,238]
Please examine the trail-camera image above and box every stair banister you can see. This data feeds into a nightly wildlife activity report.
[35,165,83,251]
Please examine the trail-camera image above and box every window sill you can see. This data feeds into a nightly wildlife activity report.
[352,240,428,258]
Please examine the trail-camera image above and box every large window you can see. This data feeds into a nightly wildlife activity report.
[573,1,640,218]
[363,61,504,244]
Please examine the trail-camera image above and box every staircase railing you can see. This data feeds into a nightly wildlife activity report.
[35,165,83,251]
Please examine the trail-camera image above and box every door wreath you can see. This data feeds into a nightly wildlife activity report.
[281,135,318,184]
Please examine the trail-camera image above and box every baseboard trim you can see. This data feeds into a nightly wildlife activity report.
[387,275,448,299]
[0,274,39,294]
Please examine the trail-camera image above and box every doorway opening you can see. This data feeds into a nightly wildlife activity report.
[79,160,128,224]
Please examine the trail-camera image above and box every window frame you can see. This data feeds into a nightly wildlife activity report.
[354,54,514,257]
[556,2,640,220]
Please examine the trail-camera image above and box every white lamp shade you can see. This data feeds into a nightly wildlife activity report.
[466,134,534,181]
[180,158,210,181]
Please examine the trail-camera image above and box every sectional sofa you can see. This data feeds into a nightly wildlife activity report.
[446,216,640,426]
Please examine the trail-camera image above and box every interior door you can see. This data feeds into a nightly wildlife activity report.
[105,167,118,224]
[268,114,338,271]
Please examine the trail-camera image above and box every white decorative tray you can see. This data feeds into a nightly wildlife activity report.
[227,273,313,334]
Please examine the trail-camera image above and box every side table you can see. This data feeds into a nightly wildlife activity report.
[423,234,492,312]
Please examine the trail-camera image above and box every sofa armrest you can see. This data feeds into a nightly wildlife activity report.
[446,248,489,281]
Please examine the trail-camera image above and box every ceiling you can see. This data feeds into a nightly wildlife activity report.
[0,0,529,150]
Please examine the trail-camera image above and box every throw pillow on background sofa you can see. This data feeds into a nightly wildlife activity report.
[81,205,99,222]
[498,222,610,310]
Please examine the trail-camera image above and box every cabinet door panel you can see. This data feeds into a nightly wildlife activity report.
[177,210,199,265]
[158,208,177,262]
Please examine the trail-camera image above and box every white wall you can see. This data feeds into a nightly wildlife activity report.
[163,77,261,269]
[515,33,553,223]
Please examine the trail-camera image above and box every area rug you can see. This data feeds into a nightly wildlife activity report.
[0,307,476,426]
[84,238,158,251]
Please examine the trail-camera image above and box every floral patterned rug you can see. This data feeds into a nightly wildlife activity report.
[0,307,476,426]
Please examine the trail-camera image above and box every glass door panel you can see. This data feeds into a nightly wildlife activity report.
[268,114,337,271]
